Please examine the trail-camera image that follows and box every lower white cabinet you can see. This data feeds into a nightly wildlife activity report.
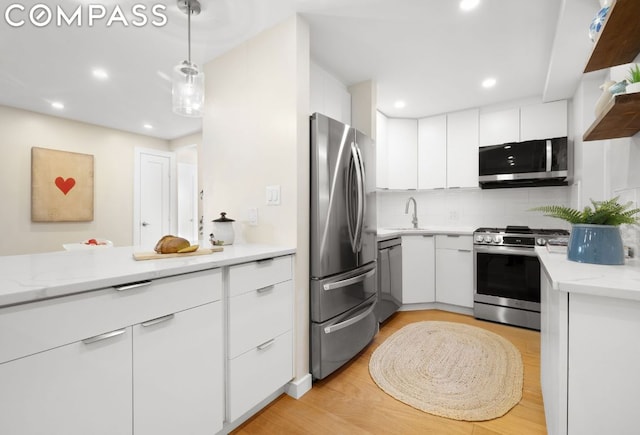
[0,326,133,435]
[435,235,473,308]
[0,268,223,435]
[227,255,294,422]
[133,301,223,435]
[401,235,435,304]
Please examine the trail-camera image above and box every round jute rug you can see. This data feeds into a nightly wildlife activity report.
[369,321,523,421]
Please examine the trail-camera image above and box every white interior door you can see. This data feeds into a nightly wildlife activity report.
[177,162,198,242]
[134,149,176,248]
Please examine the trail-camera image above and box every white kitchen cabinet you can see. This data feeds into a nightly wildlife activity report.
[520,100,567,141]
[0,327,133,435]
[435,235,473,308]
[376,110,389,189]
[446,109,479,188]
[227,255,294,422]
[0,268,224,435]
[386,118,418,189]
[133,301,223,435]
[479,108,520,146]
[401,235,435,304]
[418,115,447,189]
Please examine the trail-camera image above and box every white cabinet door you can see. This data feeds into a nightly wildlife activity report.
[401,235,435,304]
[446,109,479,188]
[418,115,447,189]
[133,301,223,435]
[0,328,132,435]
[520,100,567,141]
[376,110,389,189]
[435,235,474,308]
[387,118,418,189]
[479,108,520,146]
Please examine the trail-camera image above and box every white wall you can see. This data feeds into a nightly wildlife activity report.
[201,15,310,381]
[0,105,170,255]
[310,61,351,125]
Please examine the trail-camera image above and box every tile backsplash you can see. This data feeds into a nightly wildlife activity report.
[377,185,577,230]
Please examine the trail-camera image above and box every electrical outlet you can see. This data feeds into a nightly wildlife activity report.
[248,208,258,226]
[449,210,459,221]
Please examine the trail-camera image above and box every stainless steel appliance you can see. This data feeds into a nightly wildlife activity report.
[376,237,402,323]
[478,137,571,189]
[473,225,569,330]
[310,113,378,380]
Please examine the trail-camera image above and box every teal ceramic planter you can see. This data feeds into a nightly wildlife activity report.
[567,224,624,265]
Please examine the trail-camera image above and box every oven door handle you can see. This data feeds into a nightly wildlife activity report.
[474,245,539,257]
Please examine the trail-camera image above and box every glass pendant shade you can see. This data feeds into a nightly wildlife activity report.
[172,60,204,117]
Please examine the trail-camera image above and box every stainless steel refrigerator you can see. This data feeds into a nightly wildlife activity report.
[310,112,378,380]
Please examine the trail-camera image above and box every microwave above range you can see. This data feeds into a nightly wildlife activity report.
[478,137,571,189]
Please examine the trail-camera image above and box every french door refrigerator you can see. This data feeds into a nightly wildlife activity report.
[310,112,378,380]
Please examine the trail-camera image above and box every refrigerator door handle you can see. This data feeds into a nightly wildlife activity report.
[323,301,376,334]
[322,267,376,291]
[346,143,359,253]
[353,141,366,252]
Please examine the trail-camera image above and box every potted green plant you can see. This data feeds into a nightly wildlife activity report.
[627,64,640,94]
[532,197,640,265]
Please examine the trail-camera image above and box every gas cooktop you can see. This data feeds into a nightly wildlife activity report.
[474,226,570,247]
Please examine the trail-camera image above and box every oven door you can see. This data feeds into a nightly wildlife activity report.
[474,245,540,312]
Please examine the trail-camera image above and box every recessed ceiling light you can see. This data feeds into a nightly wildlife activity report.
[92,68,109,80]
[460,0,480,11]
[482,77,497,88]
[143,124,153,129]
[51,101,64,110]
[394,100,406,109]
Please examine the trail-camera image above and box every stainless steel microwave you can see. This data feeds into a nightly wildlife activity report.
[478,137,571,189]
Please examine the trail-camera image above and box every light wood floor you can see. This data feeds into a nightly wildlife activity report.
[232,310,546,435]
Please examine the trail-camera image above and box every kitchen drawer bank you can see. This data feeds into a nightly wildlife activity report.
[0,244,296,435]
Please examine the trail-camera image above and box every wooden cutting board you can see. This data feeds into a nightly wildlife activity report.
[133,246,224,261]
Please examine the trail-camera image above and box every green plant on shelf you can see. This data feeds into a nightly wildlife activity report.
[628,64,640,84]
[530,197,640,226]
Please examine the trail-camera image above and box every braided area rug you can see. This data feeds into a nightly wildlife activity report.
[369,321,523,421]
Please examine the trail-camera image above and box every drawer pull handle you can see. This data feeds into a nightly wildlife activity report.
[83,328,126,345]
[257,339,275,350]
[141,314,175,327]
[422,235,434,238]
[447,234,461,238]
[324,302,375,334]
[256,258,274,265]
[114,280,152,292]
[257,285,275,294]
[323,268,375,291]
[458,249,471,253]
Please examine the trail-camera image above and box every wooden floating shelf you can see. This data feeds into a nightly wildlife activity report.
[584,0,640,73]
[583,92,640,141]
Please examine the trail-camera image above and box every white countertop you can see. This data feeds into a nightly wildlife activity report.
[377,226,475,240]
[0,244,295,308]
[537,246,640,301]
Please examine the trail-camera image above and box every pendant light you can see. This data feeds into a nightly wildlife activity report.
[172,0,204,117]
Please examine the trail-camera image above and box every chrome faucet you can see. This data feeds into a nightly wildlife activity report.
[405,197,418,229]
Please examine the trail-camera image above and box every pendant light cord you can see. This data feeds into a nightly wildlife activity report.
[187,1,192,65]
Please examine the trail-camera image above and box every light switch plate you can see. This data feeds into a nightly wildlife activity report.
[266,185,281,206]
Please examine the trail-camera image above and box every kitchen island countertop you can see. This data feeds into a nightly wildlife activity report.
[0,244,295,308]
[536,246,640,301]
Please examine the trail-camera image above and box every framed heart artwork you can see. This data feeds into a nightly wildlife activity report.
[31,147,94,222]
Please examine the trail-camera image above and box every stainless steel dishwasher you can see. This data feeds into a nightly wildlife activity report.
[376,237,402,323]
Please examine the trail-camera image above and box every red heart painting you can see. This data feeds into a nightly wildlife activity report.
[55,176,76,195]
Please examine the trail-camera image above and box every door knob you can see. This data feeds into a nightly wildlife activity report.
[141,221,150,227]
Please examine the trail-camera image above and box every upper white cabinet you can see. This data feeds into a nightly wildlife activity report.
[376,111,389,189]
[310,62,351,125]
[479,108,520,146]
[386,118,418,189]
[446,109,479,188]
[520,100,567,141]
[401,235,435,304]
[418,115,447,189]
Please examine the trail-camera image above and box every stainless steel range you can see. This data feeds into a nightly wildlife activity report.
[473,225,569,330]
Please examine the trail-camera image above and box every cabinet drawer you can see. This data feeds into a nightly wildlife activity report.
[227,330,293,422]
[435,234,472,251]
[228,280,293,359]
[228,255,292,297]
[0,268,222,364]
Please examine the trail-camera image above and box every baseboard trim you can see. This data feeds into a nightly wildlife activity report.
[398,303,473,317]
[285,373,312,399]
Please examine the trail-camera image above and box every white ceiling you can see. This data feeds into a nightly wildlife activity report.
[0,0,598,140]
